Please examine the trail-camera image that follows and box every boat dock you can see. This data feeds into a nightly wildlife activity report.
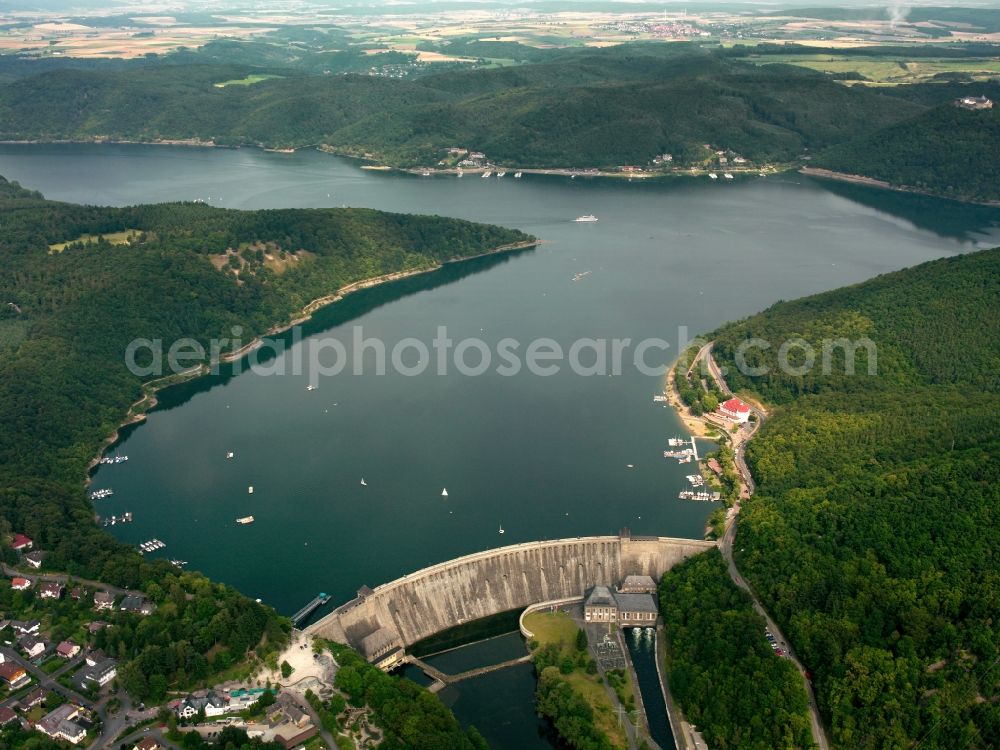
[291,592,332,627]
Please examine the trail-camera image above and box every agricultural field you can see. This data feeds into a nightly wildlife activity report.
[755,54,1000,85]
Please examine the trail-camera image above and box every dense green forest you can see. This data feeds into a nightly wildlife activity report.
[816,102,1000,202]
[0,175,529,701]
[0,46,932,167]
[659,550,814,749]
[328,641,489,749]
[707,248,1000,748]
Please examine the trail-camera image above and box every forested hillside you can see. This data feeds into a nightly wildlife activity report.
[659,550,814,749]
[0,175,529,706]
[707,249,1000,748]
[0,48,924,167]
[816,103,1000,202]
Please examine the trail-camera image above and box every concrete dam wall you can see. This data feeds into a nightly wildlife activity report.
[305,531,714,659]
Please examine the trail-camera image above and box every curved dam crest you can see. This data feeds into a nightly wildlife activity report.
[306,531,715,660]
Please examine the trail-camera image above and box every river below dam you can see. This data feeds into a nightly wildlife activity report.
[2,142,998,748]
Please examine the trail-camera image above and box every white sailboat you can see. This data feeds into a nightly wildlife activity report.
[499,523,505,535]
[248,486,254,494]
[360,478,367,486]
[441,488,448,497]
[226,451,234,459]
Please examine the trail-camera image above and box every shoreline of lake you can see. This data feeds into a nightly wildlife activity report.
[84,237,539,482]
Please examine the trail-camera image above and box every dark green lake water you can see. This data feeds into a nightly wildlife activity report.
[2,143,997,748]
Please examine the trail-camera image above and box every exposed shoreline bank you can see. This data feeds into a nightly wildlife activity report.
[800,166,1000,207]
[85,238,539,482]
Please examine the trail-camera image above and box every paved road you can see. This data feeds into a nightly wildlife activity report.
[1,564,141,598]
[693,344,830,750]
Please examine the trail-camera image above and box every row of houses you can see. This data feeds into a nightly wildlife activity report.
[174,688,316,750]
[7,574,154,616]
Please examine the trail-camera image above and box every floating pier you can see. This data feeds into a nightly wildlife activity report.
[291,592,332,627]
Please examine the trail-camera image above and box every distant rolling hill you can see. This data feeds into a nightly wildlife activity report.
[0,48,924,169]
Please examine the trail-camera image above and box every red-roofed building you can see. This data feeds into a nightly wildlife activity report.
[0,706,16,726]
[10,577,31,591]
[11,534,32,552]
[57,640,80,659]
[719,397,751,424]
[0,663,29,689]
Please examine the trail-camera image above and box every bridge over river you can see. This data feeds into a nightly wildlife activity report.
[305,529,714,665]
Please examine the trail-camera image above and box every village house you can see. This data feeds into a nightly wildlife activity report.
[176,690,229,719]
[119,594,154,615]
[10,619,40,635]
[719,397,751,424]
[0,706,17,727]
[78,657,117,688]
[707,457,723,476]
[11,534,32,552]
[10,577,31,591]
[87,621,109,635]
[24,551,44,569]
[39,581,63,600]
[21,687,48,710]
[37,703,87,745]
[85,649,107,667]
[20,635,46,659]
[133,737,161,750]
[0,662,30,690]
[93,591,115,610]
[57,640,81,659]
[468,151,486,161]
[70,586,86,601]
[244,693,318,750]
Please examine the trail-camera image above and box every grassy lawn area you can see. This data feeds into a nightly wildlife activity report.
[40,656,64,674]
[524,610,578,648]
[49,229,142,253]
[526,611,628,748]
[213,74,284,88]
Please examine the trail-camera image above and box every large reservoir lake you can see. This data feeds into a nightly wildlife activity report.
[2,144,996,614]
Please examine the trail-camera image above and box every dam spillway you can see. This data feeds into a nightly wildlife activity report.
[305,530,714,662]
